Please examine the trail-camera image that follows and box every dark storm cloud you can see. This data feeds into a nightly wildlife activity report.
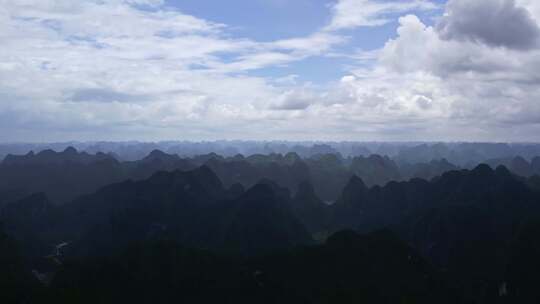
[270,99,312,110]
[269,90,314,111]
[437,0,540,50]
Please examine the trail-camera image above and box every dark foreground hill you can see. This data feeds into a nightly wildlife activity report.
[2,228,461,304]
[2,161,540,303]
[331,164,540,302]
[1,166,312,258]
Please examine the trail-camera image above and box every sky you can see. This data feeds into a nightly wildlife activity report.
[1,0,540,142]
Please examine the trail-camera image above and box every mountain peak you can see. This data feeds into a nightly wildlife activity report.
[495,165,512,177]
[347,175,367,190]
[148,149,167,157]
[143,149,179,162]
[471,164,494,176]
[337,175,367,206]
[63,147,78,155]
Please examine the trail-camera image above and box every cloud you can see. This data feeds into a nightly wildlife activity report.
[517,0,540,22]
[437,0,540,50]
[0,0,285,139]
[415,95,433,109]
[325,0,438,31]
[68,88,150,103]
[340,11,540,140]
[271,33,346,54]
[0,0,354,140]
[269,87,332,111]
[1,0,540,142]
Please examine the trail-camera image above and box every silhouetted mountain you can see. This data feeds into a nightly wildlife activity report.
[291,181,330,234]
[400,158,459,180]
[395,143,454,164]
[0,150,540,303]
[203,153,310,194]
[332,175,370,229]
[34,230,460,304]
[502,220,540,304]
[485,156,540,177]
[2,141,540,164]
[330,164,540,302]
[2,147,113,166]
[125,149,195,180]
[2,143,540,303]
[219,183,312,255]
[304,153,351,201]
[0,147,123,204]
[332,164,538,232]
[2,193,54,220]
[527,175,540,191]
[1,193,56,256]
[395,143,517,166]
[3,145,537,207]
[0,224,40,303]
[532,156,540,172]
[0,148,196,205]
[350,154,402,186]
[1,166,311,258]
[57,166,230,257]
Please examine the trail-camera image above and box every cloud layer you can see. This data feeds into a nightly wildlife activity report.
[438,0,540,50]
[0,0,539,142]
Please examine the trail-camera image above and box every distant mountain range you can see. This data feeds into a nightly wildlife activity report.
[2,145,540,303]
[2,141,540,163]
[2,146,540,205]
